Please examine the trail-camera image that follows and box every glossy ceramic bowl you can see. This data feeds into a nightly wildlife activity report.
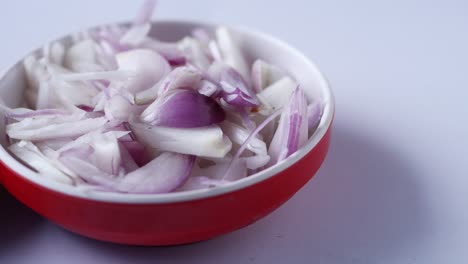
[0,21,334,246]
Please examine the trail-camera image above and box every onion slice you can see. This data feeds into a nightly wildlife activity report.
[141,88,225,128]
[268,86,308,165]
[130,121,232,158]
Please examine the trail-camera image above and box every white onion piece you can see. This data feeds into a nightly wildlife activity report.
[104,94,133,121]
[140,39,186,66]
[133,0,157,25]
[64,39,102,72]
[2,107,68,120]
[115,152,194,193]
[61,152,194,194]
[130,121,232,158]
[178,37,211,70]
[54,70,135,82]
[87,132,122,175]
[120,23,151,46]
[7,116,107,141]
[10,141,74,184]
[178,157,246,191]
[49,42,65,66]
[268,87,308,165]
[23,55,48,90]
[257,77,297,114]
[135,66,202,104]
[215,27,250,83]
[221,121,267,156]
[116,49,170,93]
[251,59,284,93]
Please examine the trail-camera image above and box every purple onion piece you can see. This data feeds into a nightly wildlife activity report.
[115,152,195,193]
[129,121,232,158]
[61,151,194,194]
[141,88,225,128]
[141,39,187,66]
[268,86,308,165]
[208,63,259,107]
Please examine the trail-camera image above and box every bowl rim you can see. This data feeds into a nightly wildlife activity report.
[0,19,335,204]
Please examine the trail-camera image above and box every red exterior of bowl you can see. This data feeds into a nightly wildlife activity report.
[0,127,331,245]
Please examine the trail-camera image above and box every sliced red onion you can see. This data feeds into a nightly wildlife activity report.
[197,80,219,97]
[104,94,134,121]
[141,88,225,128]
[61,152,194,194]
[120,23,151,46]
[130,121,232,158]
[87,132,123,175]
[133,0,157,25]
[221,121,269,170]
[119,142,140,173]
[268,86,308,165]
[140,39,186,66]
[192,28,212,46]
[64,39,102,72]
[223,108,283,179]
[116,49,170,93]
[49,42,65,66]
[176,176,213,191]
[7,116,107,141]
[135,66,202,104]
[251,59,284,93]
[257,77,297,113]
[237,107,256,131]
[215,27,250,83]
[3,108,68,120]
[114,152,194,193]
[156,66,202,96]
[9,141,74,184]
[23,55,49,90]
[178,37,211,70]
[208,62,259,107]
[120,140,148,166]
[54,70,135,82]
[9,3,324,194]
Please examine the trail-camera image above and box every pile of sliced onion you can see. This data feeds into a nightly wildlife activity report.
[3,0,323,194]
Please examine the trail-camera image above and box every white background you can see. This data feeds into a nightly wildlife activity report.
[1,0,467,263]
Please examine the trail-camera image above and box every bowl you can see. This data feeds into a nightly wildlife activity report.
[0,20,334,246]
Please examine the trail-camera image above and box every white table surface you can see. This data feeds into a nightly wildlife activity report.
[1,0,467,263]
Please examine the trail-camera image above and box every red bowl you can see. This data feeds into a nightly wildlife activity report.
[0,21,335,245]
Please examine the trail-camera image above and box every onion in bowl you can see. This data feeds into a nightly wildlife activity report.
[2,1,324,195]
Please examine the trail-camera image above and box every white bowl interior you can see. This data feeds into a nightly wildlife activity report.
[0,20,334,203]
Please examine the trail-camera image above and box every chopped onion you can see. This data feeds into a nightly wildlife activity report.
[208,62,259,107]
[251,59,284,93]
[257,77,297,113]
[268,86,308,165]
[116,49,170,93]
[215,27,250,82]
[10,141,74,184]
[130,121,232,158]
[141,88,225,128]
[4,1,323,195]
